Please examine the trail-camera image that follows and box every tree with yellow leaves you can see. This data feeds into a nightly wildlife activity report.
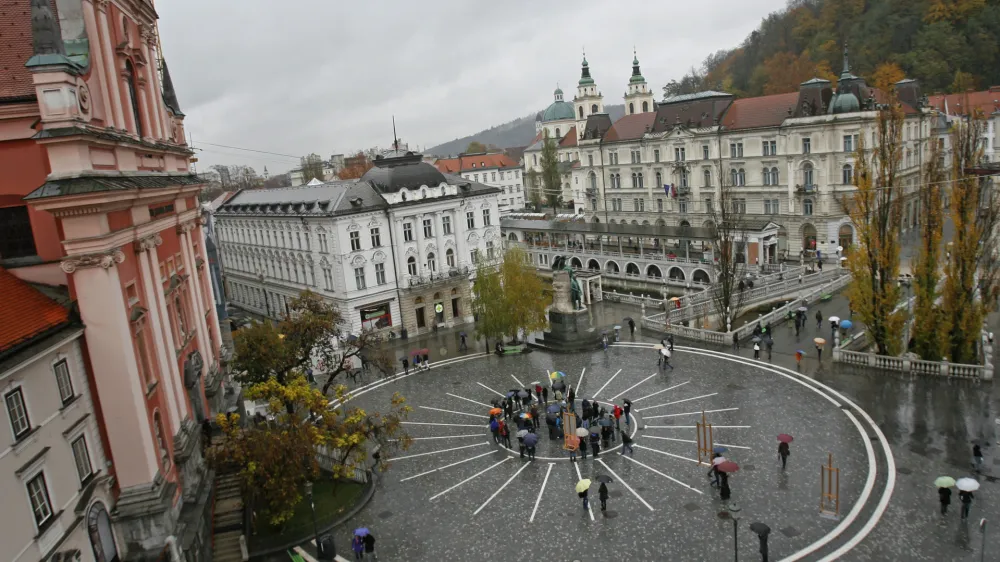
[845,94,906,355]
[941,109,1000,363]
[209,375,411,526]
[911,140,948,360]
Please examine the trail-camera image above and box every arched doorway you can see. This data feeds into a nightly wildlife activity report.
[655,218,666,226]
[680,220,691,228]
[588,259,600,271]
[777,225,788,260]
[802,224,817,253]
[693,269,710,284]
[647,264,662,278]
[626,262,640,276]
[88,501,120,562]
[507,232,519,242]
[606,260,620,273]
[668,266,685,281]
[571,257,583,269]
[591,216,600,223]
[838,224,854,253]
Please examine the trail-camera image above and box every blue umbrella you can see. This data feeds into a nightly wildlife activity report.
[839,320,853,330]
[523,433,539,447]
[354,527,370,536]
[506,391,517,398]
[547,404,561,413]
[714,446,729,454]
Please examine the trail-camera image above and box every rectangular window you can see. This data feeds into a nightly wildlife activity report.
[133,318,155,387]
[843,135,854,153]
[5,388,30,439]
[674,147,685,162]
[403,222,414,242]
[491,172,496,181]
[486,241,495,259]
[370,227,381,247]
[0,206,40,260]
[466,211,475,229]
[482,209,492,226]
[349,231,361,251]
[731,198,747,214]
[653,149,660,163]
[354,267,366,290]
[702,145,710,160]
[422,218,433,238]
[375,262,386,285]
[802,137,811,154]
[657,198,663,212]
[679,200,688,214]
[53,359,74,404]
[442,216,452,234]
[764,199,780,215]
[474,174,479,182]
[71,435,93,483]
[729,142,743,158]
[609,151,618,165]
[630,150,641,164]
[26,473,53,528]
[704,197,713,213]
[763,140,777,156]
[318,232,329,253]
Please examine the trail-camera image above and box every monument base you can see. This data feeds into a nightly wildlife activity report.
[529,308,602,353]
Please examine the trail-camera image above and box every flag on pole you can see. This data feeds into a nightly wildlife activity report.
[663,183,671,196]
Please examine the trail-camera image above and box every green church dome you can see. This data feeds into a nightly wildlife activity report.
[542,100,576,122]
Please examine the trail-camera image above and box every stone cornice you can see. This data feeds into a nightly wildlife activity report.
[60,249,126,273]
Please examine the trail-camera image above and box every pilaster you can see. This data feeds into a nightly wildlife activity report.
[81,0,114,128]
[95,0,126,131]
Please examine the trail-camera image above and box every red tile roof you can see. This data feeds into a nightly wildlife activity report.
[559,127,578,147]
[434,153,519,173]
[926,89,1000,116]
[0,267,70,353]
[723,92,799,130]
[0,0,39,101]
[604,113,656,142]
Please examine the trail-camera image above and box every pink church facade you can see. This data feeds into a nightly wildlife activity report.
[1,0,221,559]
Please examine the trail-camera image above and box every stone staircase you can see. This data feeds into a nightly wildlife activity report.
[211,471,245,562]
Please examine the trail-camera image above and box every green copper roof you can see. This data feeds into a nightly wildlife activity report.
[542,100,575,122]
[579,56,595,86]
[629,52,645,84]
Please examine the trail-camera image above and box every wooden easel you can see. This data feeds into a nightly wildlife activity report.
[562,411,578,451]
[820,453,840,519]
[696,411,714,466]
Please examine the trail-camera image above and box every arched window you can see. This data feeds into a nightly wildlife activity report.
[88,502,119,562]
[738,169,746,186]
[637,173,644,188]
[680,169,688,187]
[642,101,649,112]
[446,248,455,268]
[631,173,638,188]
[555,128,561,138]
[591,103,598,113]
[578,106,583,119]
[655,171,662,187]
[153,410,170,471]
[730,168,738,185]
[842,164,854,185]
[427,252,436,272]
[771,167,779,185]
[703,168,712,187]
[124,60,143,137]
[407,256,417,276]
[763,167,770,186]
[803,163,814,187]
[629,102,635,114]
[589,172,597,190]
[803,198,814,216]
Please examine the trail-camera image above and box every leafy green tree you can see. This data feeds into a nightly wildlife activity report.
[472,256,507,348]
[465,141,487,153]
[526,169,542,210]
[499,247,549,342]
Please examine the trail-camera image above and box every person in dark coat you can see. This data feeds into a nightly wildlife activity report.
[581,399,591,418]
[599,482,610,511]
[567,387,576,412]
[628,318,636,336]
[778,441,790,470]
[592,400,600,421]
[363,533,376,559]
[973,444,984,472]
[620,430,634,456]
[535,384,543,404]
[459,332,468,351]
[530,405,540,429]
[720,473,731,501]
[351,534,364,560]
[590,431,600,458]
[667,333,674,351]
[939,486,952,515]
[815,310,823,330]
[489,417,500,444]
[499,419,512,449]
[708,453,721,487]
[959,489,974,519]
[732,332,740,351]
[503,399,513,420]
[401,357,409,375]
[623,400,632,426]
[542,386,549,404]
[580,487,589,510]
[766,338,774,361]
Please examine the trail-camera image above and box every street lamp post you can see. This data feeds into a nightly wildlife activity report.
[727,502,742,561]
[304,481,323,557]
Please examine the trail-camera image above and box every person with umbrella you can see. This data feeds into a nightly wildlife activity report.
[524,430,538,460]
[707,453,723,487]
[351,530,366,560]
[777,434,792,469]
[400,356,409,375]
[795,349,804,370]
[577,479,591,510]
[516,427,528,458]
[362,530,376,560]
[499,418,512,449]
[815,338,825,362]
[750,522,770,562]
[719,472,731,501]
[937,478,954,515]
[590,429,601,458]
[661,347,674,370]
[489,416,501,444]
[957,478,979,519]
[459,331,468,351]
[627,317,636,336]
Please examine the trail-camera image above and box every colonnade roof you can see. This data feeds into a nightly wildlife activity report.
[500,218,716,241]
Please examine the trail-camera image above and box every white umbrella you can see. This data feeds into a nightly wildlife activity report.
[956,477,981,492]
[840,256,848,262]
[516,429,529,438]
[660,348,669,356]
[836,246,844,252]
[829,316,840,323]
[576,427,589,437]
[713,456,727,466]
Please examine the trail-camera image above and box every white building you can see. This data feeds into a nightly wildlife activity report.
[215,152,502,335]
[1,269,116,562]
[434,153,524,212]
[525,49,936,259]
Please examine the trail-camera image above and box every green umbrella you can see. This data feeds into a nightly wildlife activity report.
[934,476,956,488]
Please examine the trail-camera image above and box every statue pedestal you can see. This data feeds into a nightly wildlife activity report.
[530,307,602,353]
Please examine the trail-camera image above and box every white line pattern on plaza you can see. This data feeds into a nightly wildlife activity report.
[633,444,700,464]
[473,461,533,515]
[400,451,498,482]
[446,392,493,408]
[418,405,485,418]
[610,373,659,400]
[529,464,555,523]
[477,381,506,397]
[592,369,623,399]
[643,407,740,420]
[429,458,510,501]
[574,462,594,521]
[639,393,719,411]
[622,455,703,494]
[643,435,751,450]
[393,442,488,461]
[632,381,690,402]
[596,459,654,511]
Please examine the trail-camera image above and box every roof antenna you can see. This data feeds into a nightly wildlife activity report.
[392,115,399,152]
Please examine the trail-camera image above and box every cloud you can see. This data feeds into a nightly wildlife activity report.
[156,0,785,174]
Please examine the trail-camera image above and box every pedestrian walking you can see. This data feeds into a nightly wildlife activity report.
[753,342,761,360]
[795,350,803,370]
[542,386,549,404]
[817,344,823,362]
[580,487,590,510]
[459,332,467,351]
[732,332,740,351]
[422,353,431,371]
[815,310,822,330]
[412,354,421,371]
[535,384,543,404]
[599,482,609,511]
[582,398,591,417]
[708,453,721,487]
[620,430,634,456]
[591,401,600,421]
[363,533,376,561]
[720,473,731,501]
[503,398,513,420]
[623,399,632,427]
[489,417,500,444]
[766,338,774,361]
[778,441,790,470]
[657,347,663,367]
[352,534,365,560]
[973,444,984,472]
[590,432,600,458]
[939,486,952,515]
[613,404,622,430]
[569,436,578,462]
[601,425,612,449]
[661,348,674,370]
[960,489,974,519]
[568,387,576,411]
[667,333,674,351]
[499,419,512,449]
[401,357,409,375]
[628,318,636,336]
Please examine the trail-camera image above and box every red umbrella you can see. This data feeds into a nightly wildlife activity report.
[777,434,794,444]
[716,461,740,473]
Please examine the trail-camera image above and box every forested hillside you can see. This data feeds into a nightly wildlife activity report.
[664,0,1000,99]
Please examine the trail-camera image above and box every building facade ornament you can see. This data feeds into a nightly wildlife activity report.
[60,249,126,273]
[177,221,196,234]
[94,0,110,12]
[137,233,163,251]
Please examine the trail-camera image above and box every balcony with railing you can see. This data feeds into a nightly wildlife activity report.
[405,265,471,289]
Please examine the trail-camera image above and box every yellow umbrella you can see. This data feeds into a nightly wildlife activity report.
[654,344,664,350]
[575,479,592,493]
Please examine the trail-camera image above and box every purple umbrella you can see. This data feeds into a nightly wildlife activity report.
[523,433,539,447]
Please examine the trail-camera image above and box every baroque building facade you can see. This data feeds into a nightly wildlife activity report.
[0,0,222,560]
[524,50,935,261]
[216,152,501,336]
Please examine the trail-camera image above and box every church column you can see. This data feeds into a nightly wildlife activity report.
[145,244,192,421]
[179,222,210,376]
[81,0,114,128]
[95,0,126,130]
[136,235,183,433]
[392,217,407,282]
[61,250,159,489]
[787,159,796,213]
[192,222,222,358]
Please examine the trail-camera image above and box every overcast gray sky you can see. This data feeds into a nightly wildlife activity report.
[157,0,785,175]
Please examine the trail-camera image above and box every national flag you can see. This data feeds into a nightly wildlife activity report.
[663,183,670,196]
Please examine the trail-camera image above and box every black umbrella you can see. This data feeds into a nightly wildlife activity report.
[750,522,771,536]
[506,391,517,398]
[595,475,613,484]
[517,390,529,398]
[623,399,632,406]
[553,381,566,391]
[546,413,557,424]
[623,316,634,322]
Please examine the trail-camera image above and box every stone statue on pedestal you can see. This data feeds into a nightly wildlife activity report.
[551,256,582,311]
